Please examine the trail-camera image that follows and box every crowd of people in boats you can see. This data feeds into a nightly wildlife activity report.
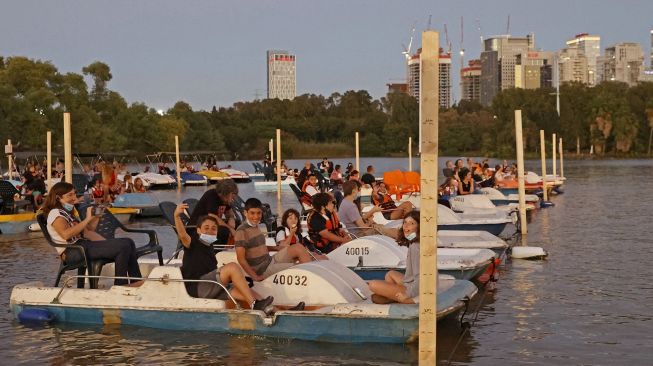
[440,158,520,199]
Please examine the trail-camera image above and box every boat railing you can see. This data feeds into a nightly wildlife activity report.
[52,273,241,309]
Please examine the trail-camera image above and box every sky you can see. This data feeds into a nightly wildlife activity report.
[1,0,652,111]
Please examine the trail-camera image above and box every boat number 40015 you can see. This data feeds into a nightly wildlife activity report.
[272,274,308,286]
[345,247,370,256]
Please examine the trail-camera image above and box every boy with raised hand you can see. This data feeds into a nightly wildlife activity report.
[174,203,274,314]
[235,198,312,282]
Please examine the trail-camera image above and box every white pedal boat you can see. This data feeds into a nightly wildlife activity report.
[10,261,477,344]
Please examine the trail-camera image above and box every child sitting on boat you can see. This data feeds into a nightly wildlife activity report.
[173,203,274,313]
[235,198,313,282]
[368,211,420,304]
[306,192,351,254]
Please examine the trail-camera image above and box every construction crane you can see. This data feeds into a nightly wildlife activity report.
[444,23,452,55]
[401,24,416,61]
[506,14,511,35]
[476,18,484,50]
[459,16,465,73]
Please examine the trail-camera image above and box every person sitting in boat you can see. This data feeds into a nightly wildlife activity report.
[478,167,496,188]
[101,163,121,203]
[91,179,105,204]
[133,177,146,193]
[296,161,314,188]
[276,208,328,259]
[442,160,454,178]
[235,198,313,282]
[459,168,475,195]
[494,165,506,184]
[348,170,360,182]
[43,182,143,287]
[368,211,420,304]
[372,182,414,220]
[307,192,350,254]
[318,157,333,175]
[189,179,238,244]
[329,164,344,186]
[337,181,382,237]
[360,165,376,186]
[439,177,458,200]
[173,203,274,313]
[22,164,46,209]
[301,174,319,201]
[159,162,172,175]
[122,174,134,194]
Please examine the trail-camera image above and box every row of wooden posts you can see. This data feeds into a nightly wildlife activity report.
[4,31,564,365]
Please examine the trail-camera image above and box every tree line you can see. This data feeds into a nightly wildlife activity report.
[1,55,652,160]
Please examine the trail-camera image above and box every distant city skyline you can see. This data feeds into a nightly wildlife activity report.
[1,0,652,110]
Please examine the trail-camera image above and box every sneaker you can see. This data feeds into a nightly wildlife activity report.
[252,296,274,313]
[288,301,305,311]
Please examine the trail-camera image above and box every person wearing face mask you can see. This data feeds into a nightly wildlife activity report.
[367,211,421,304]
[337,181,381,237]
[42,182,142,286]
[174,203,275,314]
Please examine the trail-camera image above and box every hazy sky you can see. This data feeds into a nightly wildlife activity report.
[2,0,652,111]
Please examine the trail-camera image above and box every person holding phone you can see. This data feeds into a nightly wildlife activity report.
[42,182,143,286]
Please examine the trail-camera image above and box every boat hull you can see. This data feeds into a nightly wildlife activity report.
[0,213,34,234]
[10,303,419,343]
[438,223,508,237]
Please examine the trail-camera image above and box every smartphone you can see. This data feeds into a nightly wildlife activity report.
[94,205,105,216]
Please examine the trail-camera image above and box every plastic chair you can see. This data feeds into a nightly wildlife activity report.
[93,207,164,265]
[0,180,32,214]
[37,213,111,289]
[404,171,421,193]
[182,198,199,218]
[289,183,313,215]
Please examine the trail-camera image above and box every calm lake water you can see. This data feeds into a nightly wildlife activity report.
[2,157,652,365]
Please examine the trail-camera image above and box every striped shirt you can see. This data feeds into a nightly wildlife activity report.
[234,222,271,275]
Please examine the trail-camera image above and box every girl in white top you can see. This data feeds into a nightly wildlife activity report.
[43,182,142,286]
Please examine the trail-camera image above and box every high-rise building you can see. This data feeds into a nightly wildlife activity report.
[650,29,653,68]
[597,43,645,86]
[564,33,601,85]
[267,50,296,100]
[460,59,481,102]
[558,46,590,84]
[406,48,452,108]
[480,34,535,105]
[515,51,554,89]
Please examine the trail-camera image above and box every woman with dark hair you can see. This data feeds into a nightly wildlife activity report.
[307,192,350,254]
[368,211,420,304]
[459,168,475,195]
[42,182,142,286]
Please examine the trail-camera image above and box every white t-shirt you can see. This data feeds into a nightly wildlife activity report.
[47,209,80,254]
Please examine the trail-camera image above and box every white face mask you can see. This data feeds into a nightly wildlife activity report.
[199,233,217,244]
[405,232,417,241]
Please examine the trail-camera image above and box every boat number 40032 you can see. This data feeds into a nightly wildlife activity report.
[345,247,370,256]
[272,274,308,286]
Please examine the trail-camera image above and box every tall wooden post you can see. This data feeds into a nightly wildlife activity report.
[175,136,182,189]
[576,136,580,156]
[63,112,73,183]
[515,111,527,236]
[355,132,360,172]
[47,132,52,191]
[6,139,12,180]
[539,130,548,201]
[418,30,439,365]
[552,133,557,180]
[408,136,412,172]
[269,139,274,162]
[276,129,281,201]
[559,138,564,178]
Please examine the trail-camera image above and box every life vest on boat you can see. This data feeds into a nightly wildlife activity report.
[92,186,104,198]
[300,181,317,206]
[307,210,342,253]
[276,227,300,245]
[372,193,397,210]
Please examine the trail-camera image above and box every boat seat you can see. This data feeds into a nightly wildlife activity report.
[0,180,32,214]
[290,183,312,215]
[37,213,112,289]
[182,198,199,218]
[91,205,164,265]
